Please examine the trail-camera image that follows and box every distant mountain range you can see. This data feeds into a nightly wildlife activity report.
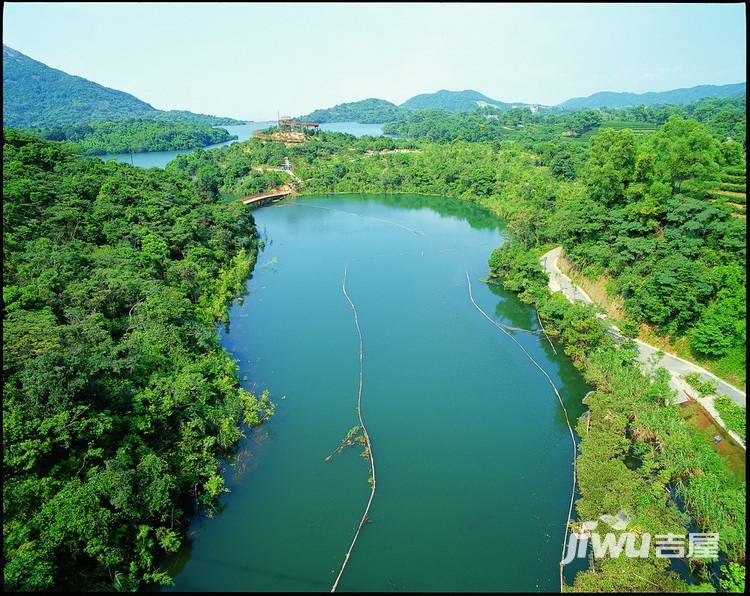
[3,44,745,129]
[3,45,245,128]
[299,83,746,123]
[559,82,747,110]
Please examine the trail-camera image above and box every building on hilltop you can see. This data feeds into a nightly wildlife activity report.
[278,116,320,132]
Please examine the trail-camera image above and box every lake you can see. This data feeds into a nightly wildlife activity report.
[320,122,384,137]
[165,194,588,592]
[101,122,384,169]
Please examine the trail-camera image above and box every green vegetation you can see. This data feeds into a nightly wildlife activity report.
[560,118,746,385]
[183,120,745,391]
[297,84,746,126]
[400,88,514,112]
[298,98,401,123]
[325,426,367,462]
[165,132,420,197]
[382,106,603,143]
[713,397,747,442]
[607,96,747,146]
[684,373,718,398]
[149,110,245,126]
[383,108,511,142]
[166,145,289,197]
[2,129,272,590]
[488,243,745,592]
[39,119,236,155]
[299,89,520,123]
[383,96,745,151]
[3,45,244,128]
[719,562,746,592]
[3,44,153,127]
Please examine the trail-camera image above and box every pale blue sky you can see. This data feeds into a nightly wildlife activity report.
[3,2,746,120]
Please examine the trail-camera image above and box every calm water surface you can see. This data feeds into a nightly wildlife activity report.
[166,194,588,592]
[102,122,383,169]
[100,123,272,168]
[320,122,384,136]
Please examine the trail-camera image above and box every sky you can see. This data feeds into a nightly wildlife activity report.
[3,2,746,121]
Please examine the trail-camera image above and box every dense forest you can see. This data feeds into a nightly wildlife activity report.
[38,119,237,155]
[383,95,746,148]
[295,90,514,123]
[382,107,597,142]
[2,129,273,590]
[553,119,745,382]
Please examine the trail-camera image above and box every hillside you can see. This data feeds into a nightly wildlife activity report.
[150,110,245,126]
[400,89,517,112]
[3,45,244,128]
[560,82,746,110]
[298,98,401,123]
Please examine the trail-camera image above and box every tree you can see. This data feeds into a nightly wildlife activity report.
[649,116,720,192]
[584,128,637,206]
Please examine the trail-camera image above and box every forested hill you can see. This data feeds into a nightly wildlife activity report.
[298,98,401,123]
[560,82,746,110]
[296,90,522,122]
[2,128,273,590]
[39,119,237,155]
[3,45,245,128]
[400,89,517,112]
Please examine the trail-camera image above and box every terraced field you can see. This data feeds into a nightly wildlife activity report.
[562,119,658,143]
[708,165,746,217]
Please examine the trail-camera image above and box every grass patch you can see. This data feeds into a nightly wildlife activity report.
[683,372,718,397]
[714,396,747,442]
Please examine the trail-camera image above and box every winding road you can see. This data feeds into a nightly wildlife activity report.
[540,247,746,448]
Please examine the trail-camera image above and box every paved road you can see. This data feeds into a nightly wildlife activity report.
[540,247,746,447]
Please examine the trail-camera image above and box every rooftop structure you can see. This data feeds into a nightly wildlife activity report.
[278,118,320,130]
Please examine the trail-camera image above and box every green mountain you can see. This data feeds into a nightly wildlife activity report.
[400,89,518,112]
[297,90,523,123]
[559,82,746,110]
[3,45,244,128]
[298,98,401,123]
[300,83,747,124]
[149,110,245,126]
